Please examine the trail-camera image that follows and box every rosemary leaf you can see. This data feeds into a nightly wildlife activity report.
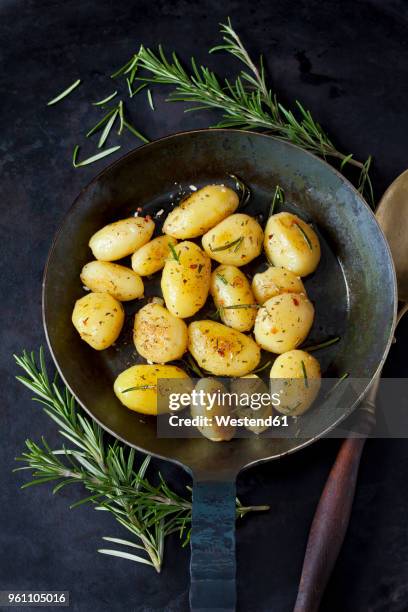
[121,385,156,393]
[123,120,149,144]
[86,108,117,138]
[216,272,228,285]
[128,82,148,99]
[269,185,285,216]
[251,360,273,374]
[303,337,340,352]
[147,88,155,110]
[210,236,243,252]
[47,79,81,106]
[93,91,118,106]
[229,173,250,208]
[111,54,138,79]
[98,549,154,566]
[222,303,259,310]
[324,372,349,399]
[117,101,125,136]
[72,145,121,168]
[294,222,313,250]
[98,109,119,148]
[301,360,309,388]
[168,242,180,262]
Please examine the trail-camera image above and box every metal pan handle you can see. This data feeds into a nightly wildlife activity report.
[189,479,236,611]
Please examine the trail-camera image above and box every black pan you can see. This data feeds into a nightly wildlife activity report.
[43,129,396,611]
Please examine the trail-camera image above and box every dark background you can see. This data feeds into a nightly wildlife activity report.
[1,1,408,610]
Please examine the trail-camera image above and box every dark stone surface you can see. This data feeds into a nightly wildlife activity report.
[1,1,408,610]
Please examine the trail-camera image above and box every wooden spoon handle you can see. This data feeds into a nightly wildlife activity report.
[293,384,378,612]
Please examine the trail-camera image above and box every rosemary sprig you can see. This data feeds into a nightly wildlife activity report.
[133,19,373,203]
[210,236,243,252]
[14,349,269,571]
[47,79,81,106]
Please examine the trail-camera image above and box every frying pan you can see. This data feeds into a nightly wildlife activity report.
[43,129,396,611]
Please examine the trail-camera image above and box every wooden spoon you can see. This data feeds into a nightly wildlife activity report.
[293,171,408,612]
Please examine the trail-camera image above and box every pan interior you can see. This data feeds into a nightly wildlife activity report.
[43,130,395,476]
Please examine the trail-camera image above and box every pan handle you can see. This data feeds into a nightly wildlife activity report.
[190,479,237,611]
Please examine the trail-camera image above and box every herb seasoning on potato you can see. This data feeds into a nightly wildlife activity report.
[134,302,188,363]
[163,185,239,238]
[72,292,124,350]
[72,180,330,435]
[89,216,155,261]
[161,241,211,318]
[80,261,144,301]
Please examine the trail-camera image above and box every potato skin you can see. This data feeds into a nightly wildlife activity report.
[114,364,189,415]
[254,292,314,354]
[80,261,144,301]
[202,214,263,266]
[89,216,155,261]
[72,292,124,350]
[270,350,321,416]
[161,241,211,318]
[131,235,178,276]
[264,212,320,276]
[163,185,239,239]
[188,320,260,376]
[210,265,257,332]
[134,303,188,363]
[191,378,235,442]
[252,266,305,305]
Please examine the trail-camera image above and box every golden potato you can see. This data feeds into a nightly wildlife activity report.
[131,235,178,276]
[89,216,155,261]
[264,212,320,276]
[230,374,273,434]
[191,378,235,442]
[134,302,188,363]
[202,214,263,266]
[114,364,189,415]
[72,292,124,350]
[163,185,239,238]
[188,320,260,376]
[270,350,321,416]
[80,261,144,301]
[254,292,314,354]
[210,265,257,332]
[252,266,305,304]
[161,241,211,318]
